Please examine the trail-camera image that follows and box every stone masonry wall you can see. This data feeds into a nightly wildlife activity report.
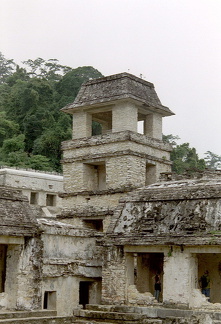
[16,236,43,310]
[62,132,171,162]
[102,245,126,305]
[106,155,146,189]
[38,219,103,315]
[112,101,138,133]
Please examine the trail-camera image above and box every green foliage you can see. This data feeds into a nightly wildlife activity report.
[163,134,206,174]
[0,111,20,146]
[1,134,25,154]
[22,58,72,81]
[55,66,103,108]
[27,155,53,171]
[204,151,221,170]
[0,53,103,172]
[0,52,16,84]
[92,121,102,136]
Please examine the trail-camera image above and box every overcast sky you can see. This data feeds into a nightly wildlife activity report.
[1,0,221,157]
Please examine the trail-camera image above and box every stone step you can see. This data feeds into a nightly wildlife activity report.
[0,310,57,320]
[74,321,162,324]
[74,309,163,323]
[74,309,142,322]
[85,304,158,315]
[74,321,116,324]
[74,318,162,324]
[0,316,74,324]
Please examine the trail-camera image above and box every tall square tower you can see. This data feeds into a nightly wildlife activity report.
[60,73,174,231]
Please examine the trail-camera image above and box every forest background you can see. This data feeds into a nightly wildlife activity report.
[0,52,220,174]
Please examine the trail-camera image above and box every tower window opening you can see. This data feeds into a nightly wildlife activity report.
[43,291,57,310]
[0,245,7,293]
[91,110,112,136]
[84,162,106,191]
[30,192,38,205]
[83,219,103,232]
[46,194,56,206]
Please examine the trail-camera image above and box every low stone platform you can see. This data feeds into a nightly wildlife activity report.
[73,304,221,324]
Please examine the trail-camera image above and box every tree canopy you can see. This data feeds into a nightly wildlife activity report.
[163,134,221,174]
[0,52,103,172]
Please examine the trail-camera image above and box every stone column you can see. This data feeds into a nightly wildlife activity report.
[72,111,92,139]
[136,254,149,293]
[112,102,138,133]
[163,248,193,305]
[144,113,162,140]
[125,253,134,286]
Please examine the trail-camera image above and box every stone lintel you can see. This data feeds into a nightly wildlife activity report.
[0,235,24,245]
[59,185,140,198]
[59,207,114,219]
[61,150,171,166]
[102,235,221,247]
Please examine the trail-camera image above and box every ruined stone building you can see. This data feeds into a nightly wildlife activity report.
[0,167,63,218]
[1,72,221,323]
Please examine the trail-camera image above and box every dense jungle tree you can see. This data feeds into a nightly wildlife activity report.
[0,53,103,171]
[163,134,206,174]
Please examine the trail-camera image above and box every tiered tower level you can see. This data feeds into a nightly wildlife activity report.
[60,73,174,231]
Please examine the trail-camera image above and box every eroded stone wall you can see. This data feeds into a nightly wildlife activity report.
[17,237,43,310]
[38,219,103,315]
[102,245,126,305]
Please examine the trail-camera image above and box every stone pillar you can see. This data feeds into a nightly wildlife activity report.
[163,248,194,305]
[125,253,134,286]
[136,254,149,293]
[72,111,92,139]
[102,246,126,305]
[144,113,162,140]
[112,102,138,133]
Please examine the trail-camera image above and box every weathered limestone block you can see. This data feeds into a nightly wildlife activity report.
[106,155,146,189]
[163,249,195,305]
[127,284,156,305]
[0,187,38,237]
[112,101,138,133]
[102,245,126,305]
[16,237,43,310]
[108,180,221,245]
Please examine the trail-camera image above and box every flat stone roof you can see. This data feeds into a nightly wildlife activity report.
[0,167,63,181]
[0,187,38,236]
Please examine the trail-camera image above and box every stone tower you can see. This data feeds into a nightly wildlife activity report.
[60,72,174,231]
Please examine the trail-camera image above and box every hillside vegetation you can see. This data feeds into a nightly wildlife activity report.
[0,53,103,172]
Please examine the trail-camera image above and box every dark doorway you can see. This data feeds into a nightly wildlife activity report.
[79,281,92,309]
[135,253,164,298]
[198,253,221,303]
[0,245,7,293]
[43,291,56,310]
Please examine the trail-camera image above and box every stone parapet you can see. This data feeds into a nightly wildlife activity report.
[62,130,172,152]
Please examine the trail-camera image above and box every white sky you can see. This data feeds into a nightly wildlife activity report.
[1,0,221,157]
